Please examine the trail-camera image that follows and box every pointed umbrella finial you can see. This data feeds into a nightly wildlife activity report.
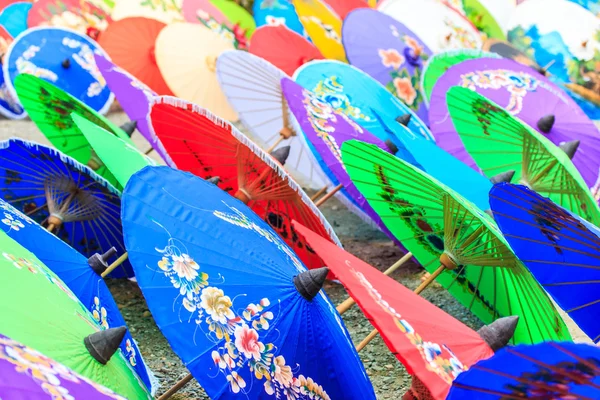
[490,170,515,184]
[87,247,118,275]
[395,114,412,127]
[206,176,221,185]
[477,316,519,352]
[559,140,580,159]
[61,58,71,69]
[537,114,555,133]
[84,326,127,365]
[384,139,398,154]
[270,146,291,166]
[120,120,137,137]
[294,267,329,301]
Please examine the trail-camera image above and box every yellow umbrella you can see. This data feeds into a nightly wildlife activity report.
[293,0,347,62]
[111,0,184,23]
[155,22,237,121]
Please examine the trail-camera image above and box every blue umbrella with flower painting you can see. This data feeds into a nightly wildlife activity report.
[0,197,155,393]
[121,165,376,400]
[253,0,307,38]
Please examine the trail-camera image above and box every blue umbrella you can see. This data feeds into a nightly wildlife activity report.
[447,342,600,399]
[0,138,132,278]
[0,2,31,38]
[0,71,25,119]
[3,26,114,113]
[122,165,376,400]
[0,197,155,392]
[489,183,600,343]
[253,0,307,38]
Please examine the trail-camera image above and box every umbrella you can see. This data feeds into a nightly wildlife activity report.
[74,114,157,189]
[0,2,31,38]
[121,165,376,399]
[446,86,600,225]
[341,139,571,344]
[293,0,346,61]
[148,96,342,271]
[429,58,600,187]
[110,0,184,24]
[0,196,155,391]
[0,138,133,278]
[447,342,600,399]
[248,25,323,76]
[293,221,515,400]
[322,0,368,19]
[490,183,600,343]
[182,0,227,25]
[377,0,482,53]
[420,49,501,105]
[4,26,114,113]
[154,22,237,121]
[342,9,432,123]
[188,9,247,50]
[210,0,255,39]
[0,229,150,399]
[252,0,306,37]
[14,73,134,189]
[26,0,112,40]
[97,17,174,95]
[216,50,327,190]
[0,333,136,399]
[482,38,545,73]
[448,0,506,41]
[0,36,25,119]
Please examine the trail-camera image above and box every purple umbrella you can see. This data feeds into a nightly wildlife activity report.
[429,57,600,190]
[342,8,432,125]
[0,333,127,399]
[94,54,172,165]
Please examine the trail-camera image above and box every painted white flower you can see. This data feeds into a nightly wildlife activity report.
[234,324,264,361]
[273,355,294,387]
[266,15,286,26]
[1,213,24,231]
[200,287,235,324]
[172,254,199,281]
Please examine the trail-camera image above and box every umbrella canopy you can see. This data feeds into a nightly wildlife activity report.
[322,0,368,19]
[0,62,24,119]
[252,0,306,37]
[74,114,157,188]
[97,16,173,95]
[210,0,255,39]
[185,9,247,50]
[110,0,183,23]
[248,25,323,76]
[0,333,133,399]
[377,0,482,53]
[0,196,154,390]
[293,0,346,61]
[429,58,600,186]
[447,342,600,399]
[420,49,501,105]
[449,0,505,41]
[447,86,600,226]
[342,9,432,123]
[14,73,133,189]
[122,165,376,399]
[155,22,236,121]
[0,2,31,37]
[0,138,133,278]
[341,139,571,344]
[490,183,600,343]
[216,50,327,190]
[0,229,150,398]
[148,96,341,271]
[182,0,227,24]
[4,26,114,113]
[293,221,497,400]
[26,0,112,40]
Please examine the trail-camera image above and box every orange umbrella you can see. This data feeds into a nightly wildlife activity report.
[97,16,173,95]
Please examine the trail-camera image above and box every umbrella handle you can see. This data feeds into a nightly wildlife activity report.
[314,184,343,207]
[100,252,129,278]
[266,135,286,153]
[157,373,194,400]
[46,223,56,233]
[310,186,328,201]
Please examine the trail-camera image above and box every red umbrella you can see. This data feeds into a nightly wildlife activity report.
[293,221,520,400]
[148,96,341,272]
[248,25,324,76]
[324,0,368,19]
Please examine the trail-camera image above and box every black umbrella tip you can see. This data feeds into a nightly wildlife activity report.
[490,170,515,184]
[384,139,398,154]
[206,176,221,185]
[537,114,555,133]
[395,114,412,127]
[270,146,291,166]
[84,326,127,365]
[559,140,580,159]
[477,315,519,352]
[61,58,71,69]
[87,247,117,275]
[294,267,329,301]
[120,120,137,137]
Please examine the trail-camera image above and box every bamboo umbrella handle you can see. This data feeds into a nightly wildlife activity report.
[310,186,328,201]
[157,373,194,400]
[314,184,343,207]
[100,252,129,278]
[266,135,286,153]
[145,147,154,155]
[46,223,55,233]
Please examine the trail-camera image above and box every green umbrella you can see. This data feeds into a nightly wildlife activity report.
[420,49,501,105]
[0,229,150,399]
[341,139,571,344]
[446,86,600,226]
[73,114,157,189]
[14,74,136,190]
[461,0,506,42]
[211,0,255,39]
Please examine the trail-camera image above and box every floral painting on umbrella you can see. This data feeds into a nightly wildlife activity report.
[195,9,248,49]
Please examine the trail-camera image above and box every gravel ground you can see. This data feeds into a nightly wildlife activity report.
[1,111,594,399]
